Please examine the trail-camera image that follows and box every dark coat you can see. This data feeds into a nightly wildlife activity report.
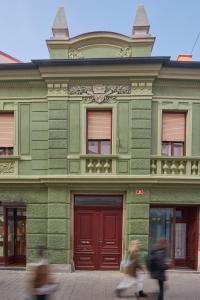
[151,248,168,282]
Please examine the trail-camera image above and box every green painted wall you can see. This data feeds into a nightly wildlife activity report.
[48,100,68,174]
[1,51,200,268]
[130,99,151,175]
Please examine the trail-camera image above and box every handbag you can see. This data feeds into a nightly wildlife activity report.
[120,255,132,272]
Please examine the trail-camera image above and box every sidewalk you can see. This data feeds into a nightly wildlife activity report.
[1,270,200,300]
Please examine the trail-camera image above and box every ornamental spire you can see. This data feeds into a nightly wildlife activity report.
[132,5,150,37]
[52,7,69,40]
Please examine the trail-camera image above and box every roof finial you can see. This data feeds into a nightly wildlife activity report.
[132,5,150,37]
[52,7,69,40]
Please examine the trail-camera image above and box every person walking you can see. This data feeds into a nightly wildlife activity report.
[115,240,147,298]
[149,239,169,300]
[31,246,57,300]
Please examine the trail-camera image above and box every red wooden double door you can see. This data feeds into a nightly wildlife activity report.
[74,195,122,270]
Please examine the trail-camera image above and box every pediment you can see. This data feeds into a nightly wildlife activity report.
[47,31,155,59]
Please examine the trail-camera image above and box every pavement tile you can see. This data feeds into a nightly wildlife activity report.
[0,270,200,300]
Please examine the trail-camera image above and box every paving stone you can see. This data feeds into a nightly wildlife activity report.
[0,270,200,300]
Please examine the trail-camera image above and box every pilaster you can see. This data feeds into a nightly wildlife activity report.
[47,185,71,269]
[126,186,150,258]
[130,81,152,175]
[47,82,68,174]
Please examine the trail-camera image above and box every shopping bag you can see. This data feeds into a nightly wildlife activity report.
[120,255,132,272]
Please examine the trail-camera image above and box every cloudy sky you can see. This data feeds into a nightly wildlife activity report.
[0,0,200,62]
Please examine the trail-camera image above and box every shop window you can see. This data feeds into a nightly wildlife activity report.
[0,113,14,155]
[149,208,173,258]
[87,110,112,154]
[162,112,186,156]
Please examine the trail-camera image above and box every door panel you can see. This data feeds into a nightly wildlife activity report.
[98,210,122,269]
[175,223,187,266]
[175,223,186,259]
[187,208,198,269]
[74,209,98,269]
[4,207,26,265]
[15,217,26,262]
[74,205,122,270]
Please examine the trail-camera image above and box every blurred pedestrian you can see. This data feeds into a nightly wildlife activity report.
[115,240,147,298]
[31,246,58,300]
[149,239,169,300]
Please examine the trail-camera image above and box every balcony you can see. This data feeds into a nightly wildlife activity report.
[81,155,117,174]
[150,156,200,176]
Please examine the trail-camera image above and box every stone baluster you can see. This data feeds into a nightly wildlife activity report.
[87,159,94,173]
[178,160,185,175]
[191,161,198,175]
[96,159,102,173]
[150,160,157,174]
[162,160,169,175]
[170,160,177,175]
[104,160,110,174]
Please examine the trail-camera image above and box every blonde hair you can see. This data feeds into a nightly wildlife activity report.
[128,240,140,252]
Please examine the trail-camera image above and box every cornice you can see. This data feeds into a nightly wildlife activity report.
[158,67,200,81]
[0,80,46,89]
[38,64,162,79]
[153,96,200,102]
[154,79,200,89]
[47,31,155,48]
[0,175,199,185]
[69,78,131,85]
[0,69,41,81]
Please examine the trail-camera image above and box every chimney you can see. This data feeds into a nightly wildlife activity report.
[177,54,192,61]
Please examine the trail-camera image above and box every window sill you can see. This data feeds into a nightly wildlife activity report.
[80,154,118,159]
[0,155,20,160]
[151,155,200,160]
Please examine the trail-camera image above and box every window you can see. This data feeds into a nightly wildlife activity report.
[150,208,173,258]
[162,112,186,156]
[0,113,14,156]
[87,110,112,154]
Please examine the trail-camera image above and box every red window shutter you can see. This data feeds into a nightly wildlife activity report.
[88,111,112,140]
[162,112,185,142]
[0,113,14,147]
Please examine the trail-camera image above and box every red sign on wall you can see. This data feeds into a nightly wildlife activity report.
[135,189,144,196]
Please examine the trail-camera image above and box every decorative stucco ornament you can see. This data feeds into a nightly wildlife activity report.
[0,161,15,174]
[117,47,131,57]
[69,49,83,59]
[131,82,153,95]
[47,83,68,96]
[69,84,131,103]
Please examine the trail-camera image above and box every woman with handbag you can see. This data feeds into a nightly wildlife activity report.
[115,240,147,298]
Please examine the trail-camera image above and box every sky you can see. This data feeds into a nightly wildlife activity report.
[0,0,200,62]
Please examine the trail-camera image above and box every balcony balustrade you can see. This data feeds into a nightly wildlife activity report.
[81,155,117,174]
[150,156,200,176]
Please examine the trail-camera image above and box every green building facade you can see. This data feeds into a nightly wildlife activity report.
[0,6,200,271]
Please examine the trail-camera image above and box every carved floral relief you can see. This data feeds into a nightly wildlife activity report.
[69,49,83,59]
[117,47,132,57]
[69,84,131,103]
[0,161,15,174]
